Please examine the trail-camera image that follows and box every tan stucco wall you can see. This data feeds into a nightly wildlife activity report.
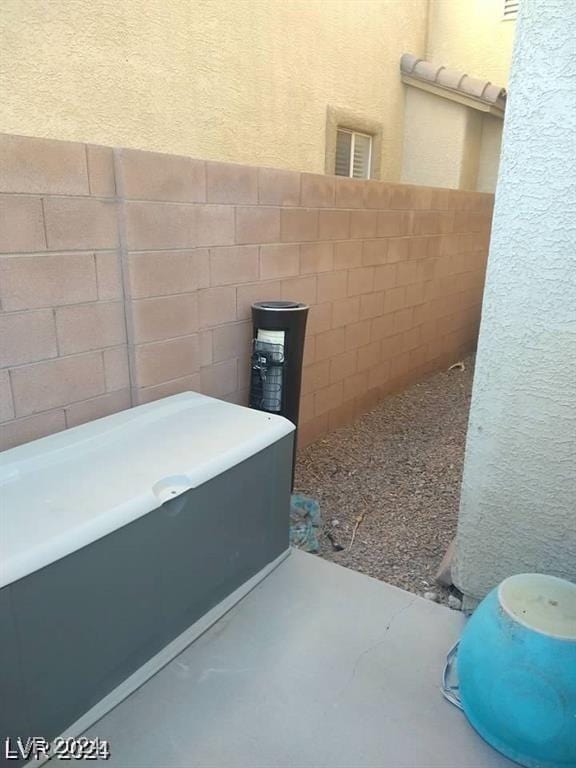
[401,88,468,189]
[459,110,483,191]
[401,88,503,193]
[476,116,504,193]
[401,0,514,192]
[0,0,427,182]
[426,0,516,86]
[402,0,514,198]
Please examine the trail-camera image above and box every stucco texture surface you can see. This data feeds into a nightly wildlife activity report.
[476,116,503,193]
[401,88,467,189]
[401,87,502,193]
[426,0,515,86]
[0,0,427,181]
[453,0,576,600]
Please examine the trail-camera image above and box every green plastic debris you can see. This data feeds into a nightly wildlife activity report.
[290,494,321,553]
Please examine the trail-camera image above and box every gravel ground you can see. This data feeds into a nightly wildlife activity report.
[294,356,475,606]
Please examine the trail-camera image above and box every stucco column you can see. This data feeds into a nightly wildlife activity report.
[453,0,576,604]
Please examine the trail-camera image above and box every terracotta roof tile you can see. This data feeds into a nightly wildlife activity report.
[413,60,444,81]
[400,53,507,111]
[436,68,465,90]
[400,53,420,74]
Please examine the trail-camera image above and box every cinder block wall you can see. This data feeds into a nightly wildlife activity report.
[0,133,493,451]
[0,135,129,450]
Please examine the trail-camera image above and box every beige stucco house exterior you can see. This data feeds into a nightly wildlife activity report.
[454,0,576,602]
[0,0,515,191]
[401,0,515,192]
[400,53,507,193]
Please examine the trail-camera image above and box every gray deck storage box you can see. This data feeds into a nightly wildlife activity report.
[0,392,294,751]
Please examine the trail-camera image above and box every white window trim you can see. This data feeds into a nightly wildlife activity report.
[337,128,373,179]
[325,105,383,180]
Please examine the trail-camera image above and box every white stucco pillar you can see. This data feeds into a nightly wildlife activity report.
[453,0,576,603]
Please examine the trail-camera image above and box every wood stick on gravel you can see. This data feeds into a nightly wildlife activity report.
[348,512,366,551]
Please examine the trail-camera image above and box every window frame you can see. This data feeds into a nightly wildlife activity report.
[325,105,383,180]
[335,128,373,180]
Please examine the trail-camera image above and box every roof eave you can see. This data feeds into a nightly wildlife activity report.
[401,74,506,119]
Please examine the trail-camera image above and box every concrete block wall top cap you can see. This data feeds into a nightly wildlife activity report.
[400,53,421,74]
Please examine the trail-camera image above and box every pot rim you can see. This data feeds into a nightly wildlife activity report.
[498,573,576,641]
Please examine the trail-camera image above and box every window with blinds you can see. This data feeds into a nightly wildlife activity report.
[503,0,518,20]
[335,129,372,179]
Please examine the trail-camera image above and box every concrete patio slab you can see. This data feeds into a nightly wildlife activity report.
[85,550,513,768]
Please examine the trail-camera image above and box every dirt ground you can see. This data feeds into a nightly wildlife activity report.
[294,356,475,606]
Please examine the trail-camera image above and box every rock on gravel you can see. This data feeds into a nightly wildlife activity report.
[294,355,475,606]
[448,594,463,611]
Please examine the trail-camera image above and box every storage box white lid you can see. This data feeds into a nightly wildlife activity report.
[0,393,294,589]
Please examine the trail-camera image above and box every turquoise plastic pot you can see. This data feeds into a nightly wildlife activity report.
[457,574,576,768]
